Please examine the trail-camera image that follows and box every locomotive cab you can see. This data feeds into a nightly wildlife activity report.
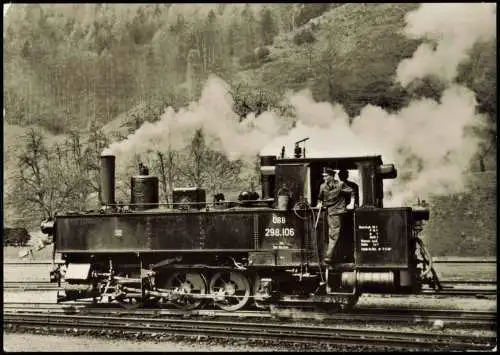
[259,152,437,297]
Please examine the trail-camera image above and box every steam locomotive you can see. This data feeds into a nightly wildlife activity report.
[41,142,442,311]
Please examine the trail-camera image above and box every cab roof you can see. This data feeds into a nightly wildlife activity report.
[275,155,384,170]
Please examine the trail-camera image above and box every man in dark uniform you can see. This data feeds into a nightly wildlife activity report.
[317,168,354,264]
[339,169,359,208]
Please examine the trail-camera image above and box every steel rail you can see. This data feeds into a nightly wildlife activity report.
[432,257,496,264]
[4,312,495,350]
[440,280,497,285]
[4,303,496,328]
[3,282,61,291]
[4,282,59,286]
[420,289,497,296]
[3,261,64,265]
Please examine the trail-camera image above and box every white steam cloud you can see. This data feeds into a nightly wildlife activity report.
[264,3,494,205]
[103,76,291,198]
[263,84,485,206]
[103,75,289,161]
[103,3,494,206]
[396,3,496,86]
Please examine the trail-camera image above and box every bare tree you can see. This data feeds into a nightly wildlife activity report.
[5,127,109,228]
[155,147,179,206]
[183,128,206,188]
[7,129,52,222]
[180,128,244,196]
[203,150,243,196]
[8,129,76,220]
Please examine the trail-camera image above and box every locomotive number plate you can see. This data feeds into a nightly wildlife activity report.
[259,212,302,249]
[265,214,295,237]
[264,228,295,237]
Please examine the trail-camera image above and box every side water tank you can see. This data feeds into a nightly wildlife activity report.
[130,176,159,210]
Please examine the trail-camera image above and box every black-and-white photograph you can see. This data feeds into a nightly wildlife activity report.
[3,3,496,352]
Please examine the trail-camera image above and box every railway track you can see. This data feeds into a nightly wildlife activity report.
[4,302,496,329]
[440,280,497,285]
[420,284,497,297]
[3,312,495,351]
[3,281,60,291]
[432,257,496,264]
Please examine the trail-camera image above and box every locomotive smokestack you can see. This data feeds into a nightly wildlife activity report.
[100,155,116,206]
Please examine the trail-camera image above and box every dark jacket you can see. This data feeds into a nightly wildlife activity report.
[318,180,353,211]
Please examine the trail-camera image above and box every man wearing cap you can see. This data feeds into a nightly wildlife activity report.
[317,167,354,264]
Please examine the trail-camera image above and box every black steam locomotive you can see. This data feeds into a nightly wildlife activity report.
[41,144,441,311]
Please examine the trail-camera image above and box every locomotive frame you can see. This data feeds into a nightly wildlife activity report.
[42,150,442,311]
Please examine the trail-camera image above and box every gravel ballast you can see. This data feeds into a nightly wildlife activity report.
[3,332,287,352]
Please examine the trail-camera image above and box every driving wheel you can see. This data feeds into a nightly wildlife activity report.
[209,271,251,311]
[164,272,207,310]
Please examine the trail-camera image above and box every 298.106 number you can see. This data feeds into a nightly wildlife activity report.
[264,228,295,237]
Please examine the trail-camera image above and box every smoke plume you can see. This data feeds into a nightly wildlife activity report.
[103,3,494,206]
[262,84,485,205]
[103,76,288,160]
[396,3,496,86]
[264,3,495,205]
[102,75,290,196]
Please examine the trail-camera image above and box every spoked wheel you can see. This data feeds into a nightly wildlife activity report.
[209,271,251,311]
[165,272,207,310]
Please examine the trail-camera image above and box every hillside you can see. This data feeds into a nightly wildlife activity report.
[4,4,495,140]
[235,3,421,115]
[4,4,495,135]
[424,170,497,257]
